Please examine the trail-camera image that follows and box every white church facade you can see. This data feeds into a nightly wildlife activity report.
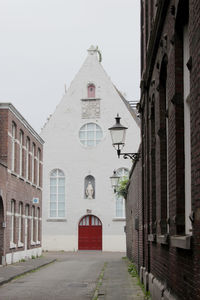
[41,46,140,252]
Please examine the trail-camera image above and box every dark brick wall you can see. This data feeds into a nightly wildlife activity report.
[126,154,143,272]
[126,0,200,299]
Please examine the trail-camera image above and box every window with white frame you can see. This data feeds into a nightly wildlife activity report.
[10,200,15,244]
[19,131,23,176]
[32,143,35,183]
[31,206,35,243]
[37,149,41,186]
[18,203,23,244]
[115,168,129,218]
[11,123,16,171]
[26,138,30,180]
[50,169,65,218]
[36,207,40,242]
[79,123,103,147]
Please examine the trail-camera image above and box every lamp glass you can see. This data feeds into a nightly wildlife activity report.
[110,171,120,188]
[110,129,127,146]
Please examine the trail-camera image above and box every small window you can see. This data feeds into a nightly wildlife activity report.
[79,123,103,147]
[91,216,101,226]
[79,216,90,226]
[87,84,95,98]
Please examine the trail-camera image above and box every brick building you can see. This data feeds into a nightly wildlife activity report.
[126,1,200,299]
[0,103,43,265]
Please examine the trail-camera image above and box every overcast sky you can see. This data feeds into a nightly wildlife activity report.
[0,0,140,133]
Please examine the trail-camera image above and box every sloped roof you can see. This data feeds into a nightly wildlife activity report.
[114,88,141,128]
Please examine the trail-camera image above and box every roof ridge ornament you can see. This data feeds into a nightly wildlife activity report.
[87,45,102,62]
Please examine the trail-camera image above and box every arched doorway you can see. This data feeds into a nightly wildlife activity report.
[78,215,102,250]
[0,197,4,264]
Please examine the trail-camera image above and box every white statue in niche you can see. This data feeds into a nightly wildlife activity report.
[86,181,94,199]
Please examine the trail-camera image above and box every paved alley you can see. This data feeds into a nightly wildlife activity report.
[0,252,144,300]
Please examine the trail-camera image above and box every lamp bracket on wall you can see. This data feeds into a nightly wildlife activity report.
[117,149,140,161]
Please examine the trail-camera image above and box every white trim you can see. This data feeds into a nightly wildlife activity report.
[18,241,24,248]
[10,241,16,249]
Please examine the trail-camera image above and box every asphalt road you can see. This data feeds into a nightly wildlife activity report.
[0,252,125,300]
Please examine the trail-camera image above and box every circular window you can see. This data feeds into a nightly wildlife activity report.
[79,123,103,147]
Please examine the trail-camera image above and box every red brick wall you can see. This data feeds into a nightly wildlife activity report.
[0,106,43,262]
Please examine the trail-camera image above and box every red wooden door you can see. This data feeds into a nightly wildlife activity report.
[78,215,102,250]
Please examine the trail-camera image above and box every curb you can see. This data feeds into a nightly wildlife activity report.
[0,259,56,287]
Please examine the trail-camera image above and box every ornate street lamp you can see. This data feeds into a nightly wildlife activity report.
[109,114,140,161]
[110,170,120,193]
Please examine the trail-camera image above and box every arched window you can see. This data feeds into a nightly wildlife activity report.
[87,84,95,98]
[19,131,24,176]
[79,123,103,147]
[10,200,15,244]
[116,168,129,178]
[84,175,95,199]
[32,143,36,184]
[25,205,29,250]
[31,206,35,243]
[115,168,129,218]
[37,148,41,187]
[36,207,40,243]
[11,123,16,172]
[26,138,30,180]
[18,202,23,245]
[50,169,65,218]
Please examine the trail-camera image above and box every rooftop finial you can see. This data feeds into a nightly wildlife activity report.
[87,45,102,62]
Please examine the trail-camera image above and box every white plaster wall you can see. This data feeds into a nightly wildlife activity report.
[41,48,140,252]
[6,248,42,265]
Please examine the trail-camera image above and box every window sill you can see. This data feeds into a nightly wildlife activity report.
[148,234,156,242]
[31,241,36,246]
[157,234,169,245]
[10,242,17,249]
[170,235,192,250]
[18,241,24,248]
[81,98,101,101]
[11,171,17,177]
[46,218,67,222]
[112,218,126,221]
